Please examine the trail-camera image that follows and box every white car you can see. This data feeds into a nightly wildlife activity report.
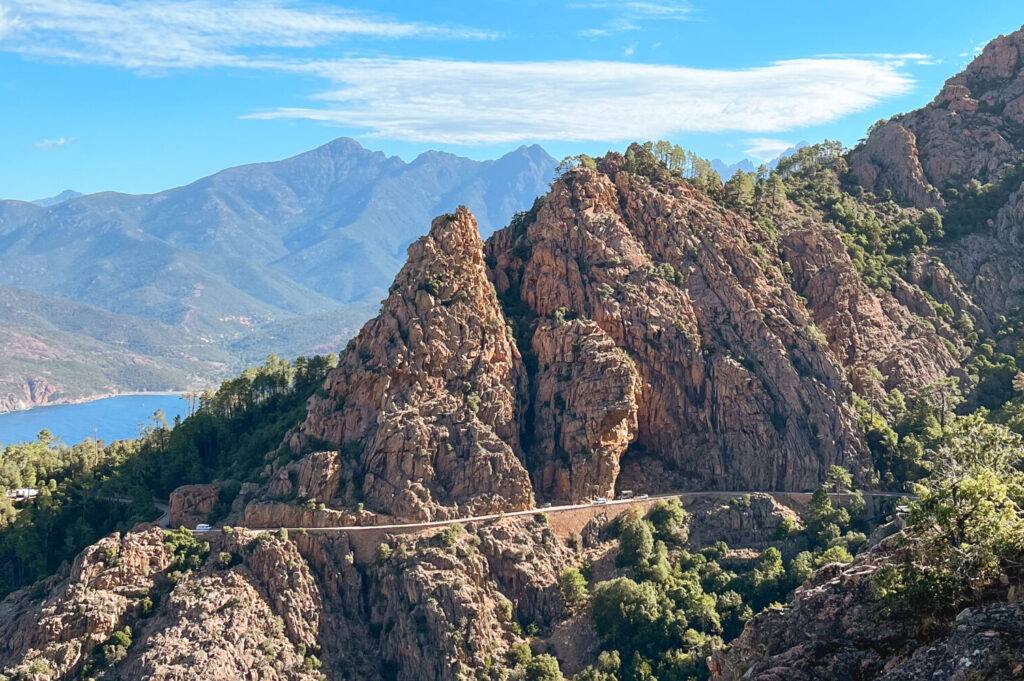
[637,494,649,500]
[591,498,607,505]
[195,524,212,532]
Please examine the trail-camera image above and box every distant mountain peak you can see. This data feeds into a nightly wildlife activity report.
[31,189,83,207]
[710,142,808,179]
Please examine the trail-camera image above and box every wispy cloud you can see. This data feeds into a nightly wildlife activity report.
[743,138,794,161]
[1,1,916,147]
[246,57,913,144]
[0,5,20,39]
[34,136,76,150]
[815,52,936,66]
[0,0,494,70]
[574,0,691,37]
[571,1,692,19]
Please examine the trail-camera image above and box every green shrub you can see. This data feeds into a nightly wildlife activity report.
[558,567,589,608]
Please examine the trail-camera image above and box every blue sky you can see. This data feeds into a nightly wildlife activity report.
[1,0,1022,201]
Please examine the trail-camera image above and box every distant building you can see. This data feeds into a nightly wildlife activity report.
[5,488,39,503]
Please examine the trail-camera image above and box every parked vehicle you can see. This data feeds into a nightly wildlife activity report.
[592,498,607,505]
[618,490,634,500]
[195,524,212,532]
[541,502,552,509]
[637,494,649,500]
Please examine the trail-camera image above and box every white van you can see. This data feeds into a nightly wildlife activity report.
[195,524,212,532]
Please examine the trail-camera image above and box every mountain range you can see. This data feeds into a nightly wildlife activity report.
[709,142,808,179]
[0,140,557,411]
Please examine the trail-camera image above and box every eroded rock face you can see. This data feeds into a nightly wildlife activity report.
[0,530,171,680]
[292,207,533,520]
[847,25,1024,321]
[684,494,803,550]
[850,27,1024,203]
[848,123,942,209]
[944,183,1024,319]
[250,135,976,520]
[778,223,961,397]
[0,529,322,681]
[708,539,1024,680]
[488,159,870,491]
[529,319,641,502]
[169,484,221,528]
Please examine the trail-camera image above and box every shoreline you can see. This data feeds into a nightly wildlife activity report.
[0,390,192,416]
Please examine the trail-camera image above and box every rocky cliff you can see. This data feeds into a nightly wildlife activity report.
[289,207,533,521]
[235,134,973,527]
[708,537,1024,681]
[849,25,1024,322]
[0,528,322,681]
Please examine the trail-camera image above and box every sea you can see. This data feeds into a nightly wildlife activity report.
[0,394,189,448]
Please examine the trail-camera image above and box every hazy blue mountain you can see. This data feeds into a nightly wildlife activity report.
[0,139,557,409]
[710,142,809,179]
[30,189,83,207]
[710,158,757,178]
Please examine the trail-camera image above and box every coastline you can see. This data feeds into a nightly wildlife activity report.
[0,390,193,416]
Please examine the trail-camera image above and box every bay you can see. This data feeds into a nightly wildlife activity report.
[0,394,188,447]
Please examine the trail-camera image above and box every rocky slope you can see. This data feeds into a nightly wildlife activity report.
[708,537,1024,680]
[290,207,534,520]
[0,527,322,681]
[0,512,581,681]
[232,135,968,525]
[849,25,1024,323]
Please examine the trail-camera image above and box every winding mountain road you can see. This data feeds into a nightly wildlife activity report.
[197,490,911,535]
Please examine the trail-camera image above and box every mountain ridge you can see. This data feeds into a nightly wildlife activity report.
[0,139,557,412]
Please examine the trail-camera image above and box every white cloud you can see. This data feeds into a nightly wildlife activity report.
[743,138,794,161]
[0,0,493,70]
[34,136,76,149]
[244,57,913,144]
[0,5,20,39]
[815,52,937,67]
[623,45,635,57]
[570,1,692,19]
[574,1,689,36]
[1,0,916,147]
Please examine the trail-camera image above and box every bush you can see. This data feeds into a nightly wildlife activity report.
[616,512,655,569]
[163,528,210,571]
[815,545,853,566]
[647,499,688,543]
[435,523,465,549]
[558,567,589,608]
[873,561,963,619]
[524,654,563,681]
[376,543,393,563]
[137,594,157,617]
[509,641,532,666]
